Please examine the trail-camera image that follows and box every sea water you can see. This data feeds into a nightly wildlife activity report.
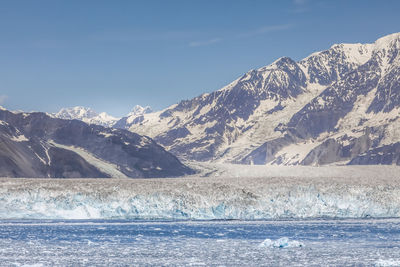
[1,219,400,266]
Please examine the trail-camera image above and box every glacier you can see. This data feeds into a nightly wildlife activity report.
[1,169,400,220]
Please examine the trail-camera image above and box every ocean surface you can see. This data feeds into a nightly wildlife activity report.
[1,219,400,266]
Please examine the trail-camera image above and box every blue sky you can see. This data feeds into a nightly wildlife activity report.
[0,0,399,117]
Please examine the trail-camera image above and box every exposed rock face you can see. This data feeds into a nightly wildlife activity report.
[115,33,400,166]
[348,142,400,165]
[0,109,194,178]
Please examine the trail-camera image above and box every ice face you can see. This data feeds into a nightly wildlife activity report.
[1,175,400,220]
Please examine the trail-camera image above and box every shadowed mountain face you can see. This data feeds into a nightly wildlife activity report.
[115,33,400,166]
[0,109,194,178]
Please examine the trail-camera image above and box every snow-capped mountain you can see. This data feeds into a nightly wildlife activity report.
[55,106,119,128]
[117,33,400,166]
[114,105,153,129]
[0,107,193,178]
[55,105,153,129]
[127,105,153,117]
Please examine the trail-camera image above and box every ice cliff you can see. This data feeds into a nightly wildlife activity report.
[1,174,400,220]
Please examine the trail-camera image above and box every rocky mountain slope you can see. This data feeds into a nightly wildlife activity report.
[116,33,400,166]
[0,108,193,178]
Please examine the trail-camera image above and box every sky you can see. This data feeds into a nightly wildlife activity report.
[0,0,399,117]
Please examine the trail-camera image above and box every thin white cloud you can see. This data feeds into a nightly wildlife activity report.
[237,24,293,39]
[189,38,223,47]
[32,39,66,49]
[91,30,194,43]
[291,0,311,13]
[291,6,309,13]
[189,24,292,47]
[293,0,308,5]
[0,95,7,105]
[92,24,292,49]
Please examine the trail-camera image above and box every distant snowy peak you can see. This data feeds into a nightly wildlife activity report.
[55,106,119,128]
[127,105,153,117]
[55,105,153,129]
[112,105,153,129]
[56,106,99,120]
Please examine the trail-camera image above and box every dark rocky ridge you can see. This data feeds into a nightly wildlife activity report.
[0,109,194,178]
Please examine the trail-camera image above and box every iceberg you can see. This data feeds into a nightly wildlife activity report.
[1,174,400,220]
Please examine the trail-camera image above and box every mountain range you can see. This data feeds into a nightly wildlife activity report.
[112,32,400,166]
[2,32,399,178]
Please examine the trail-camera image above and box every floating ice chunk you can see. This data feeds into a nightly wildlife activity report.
[259,237,304,248]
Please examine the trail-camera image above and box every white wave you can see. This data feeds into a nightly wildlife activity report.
[1,174,400,220]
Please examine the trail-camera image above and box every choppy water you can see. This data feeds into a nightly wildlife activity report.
[1,219,400,266]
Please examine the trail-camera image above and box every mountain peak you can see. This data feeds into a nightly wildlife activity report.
[374,32,400,51]
[55,106,119,128]
[375,32,400,44]
[272,56,296,65]
[128,105,153,117]
[56,106,98,120]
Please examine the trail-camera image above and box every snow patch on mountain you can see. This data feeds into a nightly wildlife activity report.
[48,140,128,178]
[10,134,29,142]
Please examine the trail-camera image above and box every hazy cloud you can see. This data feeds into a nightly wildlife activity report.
[189,38,223,47]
